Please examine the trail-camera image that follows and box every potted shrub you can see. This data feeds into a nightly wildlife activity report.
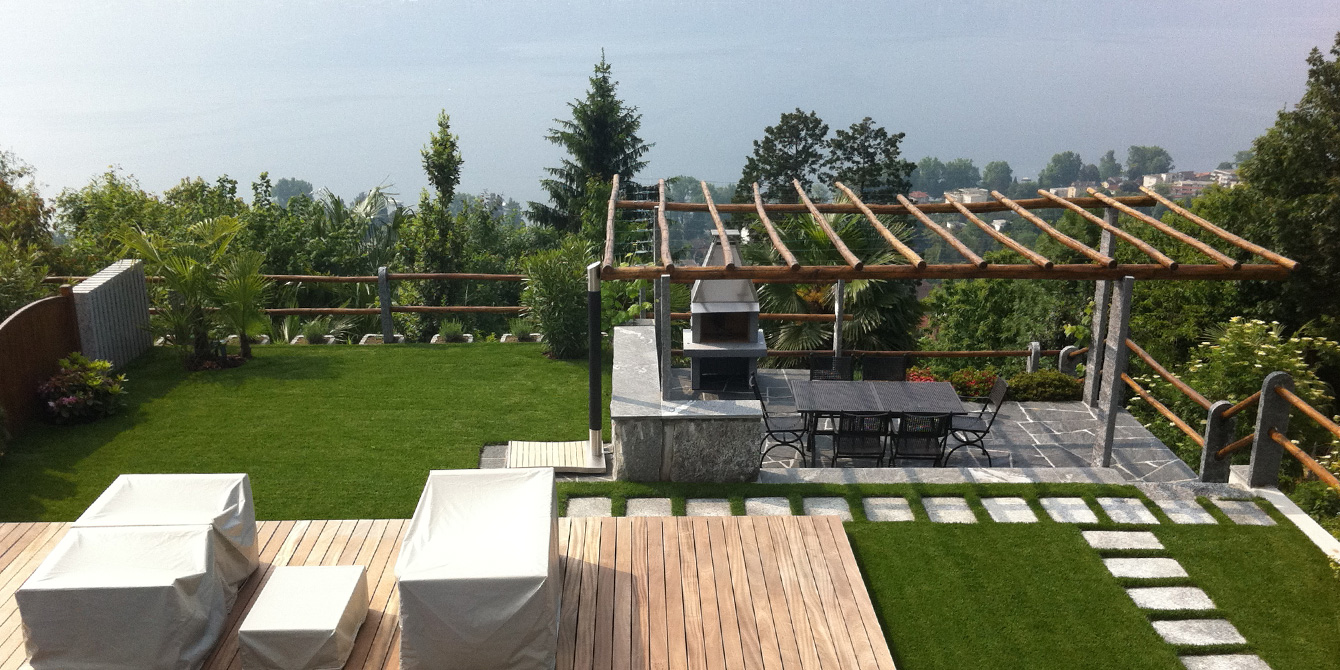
[504,317,539,343]
[431,319,472,343]
[37,353,127,424]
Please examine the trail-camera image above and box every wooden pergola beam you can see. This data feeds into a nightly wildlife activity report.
[751,183,800,270]
[615,194,1158,215]
[1139,186,1298,270]
[896,194,987,268]
[1037,190,1178,269]
[657,179,673,271]
[700,181,736,270]
[833,182,926,269]
[794,180,864,270]
[992,191,1115,267]
[598,263,1290,282]
[945,195,1052,269]
[1087,188,1241,270]
[602,173,620,272]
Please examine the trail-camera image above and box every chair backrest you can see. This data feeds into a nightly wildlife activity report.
[891,413,950,457]
[981,377,1009,428]
[809,355,854,381]
[751,373,778,425]
[834,412,887,455]
[862,355,908,381]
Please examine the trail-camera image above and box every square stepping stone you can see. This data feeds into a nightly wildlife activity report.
[1103,557,1188,579]
[1126,586,1216,610]
[745,497,792,516]
[1213,500,1275,526]
[1180,655,1273,670]
[567,497,612,518]
[803,497,852,521]
[923,497,977,524]
[1151,619,1246,646]
[863,498,914,522]
[626,498,672,517]
[982,498,1038,523]
[1098,498,1160,524]
[1040,497,1099,523]
[1154,499,1218,525]
[686,498,732,516]
[1083,530,1164,550]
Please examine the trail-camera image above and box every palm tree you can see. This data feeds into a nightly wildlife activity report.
[216,250,271,358]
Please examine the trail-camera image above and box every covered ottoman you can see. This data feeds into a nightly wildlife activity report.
[239,566,369,670]
[395,469,560,670]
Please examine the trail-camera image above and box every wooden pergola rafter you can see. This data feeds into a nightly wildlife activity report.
[600,176,1297,282]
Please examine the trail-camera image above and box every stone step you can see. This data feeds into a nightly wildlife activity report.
[626,498,672,517]
[803,497,853,521]
[922,497,977,524]
[1103,557,1188,579]
[567,497,612,518]
[1153,498,1218,525]
[1126,586,1215,610]
[686,498,732,517]
[1179,654,1273,670]
[1097,497,1160,524]
[1083,530,1163,550]
[981,497,1038,523]
[745,497,791,516]
[1151,619,1246,646]
[1040,497,1099,523]
[1212,500,1275,526]
[863,498,914,522]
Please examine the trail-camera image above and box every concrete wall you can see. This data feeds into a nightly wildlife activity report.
[74,260,152,370]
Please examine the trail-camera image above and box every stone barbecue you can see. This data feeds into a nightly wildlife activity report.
[683,240,767,391]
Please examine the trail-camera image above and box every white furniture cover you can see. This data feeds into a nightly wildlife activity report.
[395,469,560,670]
[74,473,259,602]
[239,566,369,670]
[15,525,227,670]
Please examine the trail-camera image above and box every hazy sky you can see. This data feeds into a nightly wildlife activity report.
[3,0,1337,206]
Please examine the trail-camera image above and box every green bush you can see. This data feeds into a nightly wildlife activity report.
[947,367,1000,398]
[507,317,535,340]
[37,353,127,424]
[438,319,465,342]
[0,242,51,322]
[522,236,591,359]
[1290,479,1340,520]
[1006,370,1083,401]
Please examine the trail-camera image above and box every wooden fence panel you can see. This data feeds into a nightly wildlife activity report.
[0,290,80,436]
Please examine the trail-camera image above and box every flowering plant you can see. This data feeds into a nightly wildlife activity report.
[37,353,126,424]
[948,367,1000,398]
[906,366,937,382]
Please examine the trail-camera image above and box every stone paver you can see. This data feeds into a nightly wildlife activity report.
[862,497,914,522]
[1126,586,1216,610]
[1154,498,1218,525]
[686,498,732,517]
[1083,530,1164,550]
[1180,655,1273,670]
[1213,500,1276,526]
[1040,497,1099,523]
[1098,497,1160,524]
[923,497,977,524]
[981,497,1038,523]
[745,497,792,516]
[626,498,672,517]
[1151,619,1246,646]
[803,497,853,521]
[567,497,612,518]
[1103,557,1188,579]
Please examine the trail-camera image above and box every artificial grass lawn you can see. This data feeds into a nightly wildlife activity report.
[0,344,610,521]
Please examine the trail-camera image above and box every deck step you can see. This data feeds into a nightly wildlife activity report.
[505,440,606,473]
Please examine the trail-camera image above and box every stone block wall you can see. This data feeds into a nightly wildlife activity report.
[74,260,152,369]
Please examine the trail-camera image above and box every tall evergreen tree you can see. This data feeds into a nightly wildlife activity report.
[824,117,915,204]
[1097,150,1122,181]
[529,54,651,232]
[397,111,465,339]
[736,109,830,203]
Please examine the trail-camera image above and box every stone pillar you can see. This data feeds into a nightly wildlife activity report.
[1058,346,1080,376]
[1083,208,1120,407]
[1248,371,1294,488]
[1026,341,1042,373]
[377,266,394,342]
[1091,275,1134,467]
[832,279,845,356]
[657,274,672,396]
[1198,400,1236,483]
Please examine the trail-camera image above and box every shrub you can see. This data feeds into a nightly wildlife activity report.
[0,242,51,322]
[906,366,937,382]
[299,316,353,344]
[947,367,1000,398]
[522,236,591,359]
[438,319,465,342]
[1006,370,1083,401]
[1290,479,1340,520]
[507,317,535,340]
[37,353,126,424]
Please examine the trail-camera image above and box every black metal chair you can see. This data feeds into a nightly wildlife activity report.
[944,377,1008,466]
[809,355,854,381]
[862,355,909,381]
[888,413,951,466]
[753,374,809,466]
[831,412,890,467]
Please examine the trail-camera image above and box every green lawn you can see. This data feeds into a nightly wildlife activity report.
[0,344,610,521]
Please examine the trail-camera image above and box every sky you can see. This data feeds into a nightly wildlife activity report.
[3,0,1337,207]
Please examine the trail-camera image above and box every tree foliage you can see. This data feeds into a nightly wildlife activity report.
[1125,145,1174,180]
[1037,151,1083,188]
[1097,150,1122,181]
[737,109,830,203]
[271,178,312,207]
[981,161,1013,192]
[941,158,981,192]
[825,117,915,203]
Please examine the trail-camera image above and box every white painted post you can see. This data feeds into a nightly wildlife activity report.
[832,279,845,356]
[1092,275,1134,467]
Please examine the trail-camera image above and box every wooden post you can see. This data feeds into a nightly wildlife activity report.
[657,273,671,397]
[1248,371,1294,488]
[1092,275,1134,467]
[833,279,845,356]
[377,266,394,342]
[587,262,603,457]
[1026,342,1041,373]
[1199,400,1235,483]
[1083,208,1119,406]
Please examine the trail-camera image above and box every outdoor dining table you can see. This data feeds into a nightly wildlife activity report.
[787,380,970,466]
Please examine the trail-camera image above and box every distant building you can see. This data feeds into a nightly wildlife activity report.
[1142,171,1197,188]
[944,187,990,203]
[1211,169,1241,188]
[1169,179,1213,199]
[908,190,931,203]
[990,219,1007,232]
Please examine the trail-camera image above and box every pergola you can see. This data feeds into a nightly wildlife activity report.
[582,175,1297,474]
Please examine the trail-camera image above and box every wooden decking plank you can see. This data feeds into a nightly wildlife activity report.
[632,517,650,670]
[706,518,746,670]
[379,626,401,670]
[557,517,588,670]
[784,517,854,670]
[335,519,375,565]
[343,519,406,670]
[690,517,726,670]
[613,517,634,670]
[737,518,789,670]
[353,519,390,567]
[644,518,668,670]
[356,520,408,670]
[722,517,766,670]
[767,516,826,670]
[810,517,879,670]
[594,517,618,670]
[796,517,863,670]
[663,517,688,670]
[0,525,31,560]
[321,519,359,566]
[676,518,706,670]
[286,518,328,566]
[821,516,897,670]
[307,519,349,566]
[0,524,69,667]
[204,519,309,670]
[0,523,54,597]
[573,515,604,670]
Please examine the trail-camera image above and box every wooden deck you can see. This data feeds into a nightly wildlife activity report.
[0,516,894,670]
[507,440,607,473]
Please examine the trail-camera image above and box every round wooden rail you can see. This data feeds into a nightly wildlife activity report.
[1123,373,1204,446]
[669,349,1062,358]
[1275,386,1340,442]
[1270,428,1340,491]
[1126,339,1211,409]
[1220,392,1260,419]
[1068,346,1089,358]
[598,263,1291,282]
[668,313,853,322]
[1215,433,1254,460]
[47,273,528,284]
